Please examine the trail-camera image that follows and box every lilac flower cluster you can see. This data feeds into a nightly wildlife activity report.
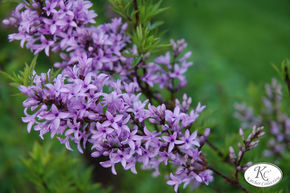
[3,0,97,55]
[4,0,213,191]
[3,0,129,73]
[235,79,290,157]
[19,64,212,191]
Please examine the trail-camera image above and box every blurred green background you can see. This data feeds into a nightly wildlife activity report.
[0,0,289,193]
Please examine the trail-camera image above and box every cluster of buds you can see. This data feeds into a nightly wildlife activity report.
[229,126,265,175]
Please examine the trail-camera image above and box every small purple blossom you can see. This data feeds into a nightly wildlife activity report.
[180,130,200,150]
[163,132,183,153]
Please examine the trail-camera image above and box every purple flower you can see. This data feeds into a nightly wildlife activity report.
[91,122,114,140]
[180,130,200,149]
[100,160,117,175]
[167,173,182,192]
[163,132,183,152]
[41,104,70,130]
[103,111,123,132]
[165,107,183,127]
[199,170,213,185]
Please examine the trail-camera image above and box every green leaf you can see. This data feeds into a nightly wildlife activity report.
[131,56,142,68]
[0,55,38,87]
[22,142,110,193]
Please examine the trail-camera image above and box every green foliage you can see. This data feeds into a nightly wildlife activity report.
[246,82,264,113]
[2,0,22,4]
[137,0,168,26]
[23,142,110,193]
[0,55,38,87]
[272,59,290,96]
[131,55,142,68]
[0,54,62,89]
[272,59,289,81]
[109,0,167,27]
[109,0,170,54]
[131,25,166,54]
[108,0,133,21]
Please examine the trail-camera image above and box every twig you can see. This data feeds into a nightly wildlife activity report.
[206,140,225,159]
[234,150,245,181]
[206,165,251,193]
[284,66,290,93]
[133,0,139,28]
[132,59,166,104]
[205,139,232,165]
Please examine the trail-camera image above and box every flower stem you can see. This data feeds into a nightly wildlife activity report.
[133,0,139,28]
[205,139,232,165]
[284,66,290,93]
[206,165,251,193]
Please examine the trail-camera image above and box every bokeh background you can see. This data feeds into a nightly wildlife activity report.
[0,0,289,192]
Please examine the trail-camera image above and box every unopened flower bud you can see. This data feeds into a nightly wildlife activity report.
[239,128,244,140]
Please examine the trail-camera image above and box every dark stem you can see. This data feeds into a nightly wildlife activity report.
[284,66,290,93]
[234,150,245,181]
[131,60,166,105]
[206,140,225,158]
[38,173,51,193]
[133,0,139,28]
[206,165,251,193]
[170,54,177,103]
[205,139,232,165]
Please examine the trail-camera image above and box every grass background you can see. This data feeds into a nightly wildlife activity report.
[0,0,289,192]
